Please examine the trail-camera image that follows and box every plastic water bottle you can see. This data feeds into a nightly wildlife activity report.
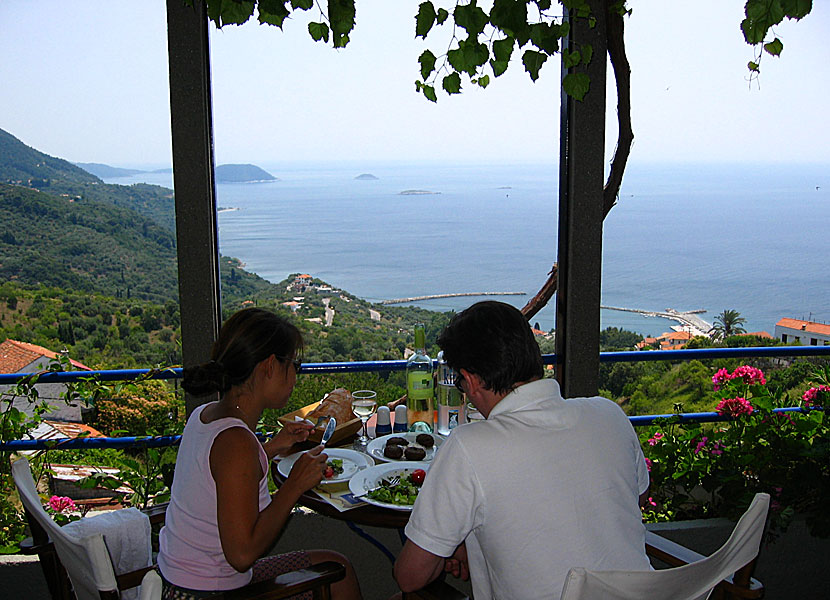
[436,351,466,435]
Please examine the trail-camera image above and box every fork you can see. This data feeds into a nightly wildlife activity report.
[354,475,401,498]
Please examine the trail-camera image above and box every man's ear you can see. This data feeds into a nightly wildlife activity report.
[459,369,483,395]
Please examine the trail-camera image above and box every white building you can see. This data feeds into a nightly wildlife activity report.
[774,318,830,346]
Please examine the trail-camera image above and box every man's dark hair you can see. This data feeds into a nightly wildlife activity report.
[437,301,544,395]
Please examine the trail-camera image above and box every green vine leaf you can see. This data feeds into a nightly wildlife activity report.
[419,50,437,80]
[436,8,449,25]
[454,1,489,37]
[748,60,760,72]
[258,0,290,27]
[290,0,313,9]
[476,74,490,88]
[308,21,329,42]
[581,43,593,65]
[492,35,515,63]
[210,0,255,26]
[563,71,590,100]
[416,2,437,39]
[763,37,783,56]
[522,49,548,81]
[563,49,581,69]
[329,0,355,48]
[490,0,529,37]
[442,72,462,94]
[781,0,812,19]
[422,84,438,103]
[448,39,489,77]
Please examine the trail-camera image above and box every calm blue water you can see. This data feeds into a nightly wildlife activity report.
[105,161,830,337]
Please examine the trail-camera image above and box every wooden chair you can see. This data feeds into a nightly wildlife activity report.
[560,493,770,600]
[13,458,345,600]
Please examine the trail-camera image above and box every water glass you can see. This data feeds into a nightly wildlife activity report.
[351,390,378,446]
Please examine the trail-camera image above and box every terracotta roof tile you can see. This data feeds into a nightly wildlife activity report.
[776,318,830,336]
[0,339,92,373]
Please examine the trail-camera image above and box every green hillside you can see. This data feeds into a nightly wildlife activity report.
[0,128,99,186]
[0,183,177,302]
[75,163,145,179]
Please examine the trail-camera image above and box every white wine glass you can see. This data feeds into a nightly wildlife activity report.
[351,390,378,447]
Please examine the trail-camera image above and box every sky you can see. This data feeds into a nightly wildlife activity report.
[0,1,828,168]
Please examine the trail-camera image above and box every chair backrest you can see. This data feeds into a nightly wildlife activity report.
[138,570,162,600]
[559,492,770,600]
[12,457,143,600]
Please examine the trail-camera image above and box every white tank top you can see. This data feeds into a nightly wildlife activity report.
[158,403,270,591]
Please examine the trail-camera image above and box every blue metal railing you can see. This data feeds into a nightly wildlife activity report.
[1,345,827,450]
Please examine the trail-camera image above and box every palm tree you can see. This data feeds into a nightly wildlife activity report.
[709,309,747,340]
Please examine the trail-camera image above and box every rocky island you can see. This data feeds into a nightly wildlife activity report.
[214,163,277,183]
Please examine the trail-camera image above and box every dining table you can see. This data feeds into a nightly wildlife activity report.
[271,418,422,561]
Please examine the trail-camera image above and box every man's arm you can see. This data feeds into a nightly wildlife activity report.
[394,539,447,592]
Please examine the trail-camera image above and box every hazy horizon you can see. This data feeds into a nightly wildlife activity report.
[1,1,828,167]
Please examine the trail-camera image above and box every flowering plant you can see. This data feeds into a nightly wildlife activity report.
[45,495,81,526]
[641,364,829,539]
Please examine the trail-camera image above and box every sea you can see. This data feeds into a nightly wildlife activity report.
[104,161,830,338]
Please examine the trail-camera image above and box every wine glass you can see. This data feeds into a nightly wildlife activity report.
[351,390,378,447]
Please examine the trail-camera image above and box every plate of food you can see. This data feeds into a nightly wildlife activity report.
[276,448,373,485]
[349,462,429,511]
[365,432,444,463]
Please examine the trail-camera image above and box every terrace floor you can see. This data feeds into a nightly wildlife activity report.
[1,507,827,599]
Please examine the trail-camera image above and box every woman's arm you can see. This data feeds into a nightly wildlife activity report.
[210,427,327,572]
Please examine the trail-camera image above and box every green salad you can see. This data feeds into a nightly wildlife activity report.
[367,469,426,506]
[323,459,344,479]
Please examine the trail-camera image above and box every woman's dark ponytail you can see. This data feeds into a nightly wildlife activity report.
[181,308,302,397]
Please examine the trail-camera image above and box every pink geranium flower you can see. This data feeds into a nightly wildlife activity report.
[730,365,766,386]
[712,368,731,391]
[802,385,830,407]
[715,396,754,418]
[48,495,76,513]
[712,365,766,391]
[693,436,709,455]
[647,431,664,446]
[644,457,653,471]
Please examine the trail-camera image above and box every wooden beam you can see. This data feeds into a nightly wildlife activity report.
[166,0,221,414]
[555,0,608,397]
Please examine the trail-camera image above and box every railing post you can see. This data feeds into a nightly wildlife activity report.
[555,0,607,397]
[166,0,221,414]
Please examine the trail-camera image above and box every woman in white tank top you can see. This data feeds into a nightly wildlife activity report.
[157,308,362,600]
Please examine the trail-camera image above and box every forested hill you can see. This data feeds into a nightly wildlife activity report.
[0,126,278,304]
[0,128,99,186]
[0,183,177,302]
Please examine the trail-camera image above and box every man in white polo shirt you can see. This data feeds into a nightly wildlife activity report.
[394,301,651,599]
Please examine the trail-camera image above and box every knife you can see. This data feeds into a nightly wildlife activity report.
[320,417,337,446]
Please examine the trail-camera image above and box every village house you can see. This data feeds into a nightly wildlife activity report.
[636,330,694,351]
[775,318,830,346]
[0,339,93,422]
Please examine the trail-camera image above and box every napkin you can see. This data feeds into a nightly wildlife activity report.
[64,508,152,600]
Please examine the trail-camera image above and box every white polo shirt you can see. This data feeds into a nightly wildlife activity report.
[405,378,650,600]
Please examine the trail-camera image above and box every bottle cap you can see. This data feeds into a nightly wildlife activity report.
[393,404,408,433]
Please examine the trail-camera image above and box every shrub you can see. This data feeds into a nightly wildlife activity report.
[641,364,829,539]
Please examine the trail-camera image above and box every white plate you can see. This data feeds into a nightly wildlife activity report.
[366,432,444,463]
[276,448,373,485]
[348,462,430,511]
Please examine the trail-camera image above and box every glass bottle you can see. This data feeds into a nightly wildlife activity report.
[406,323,434,433]
[436,351,466,435]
